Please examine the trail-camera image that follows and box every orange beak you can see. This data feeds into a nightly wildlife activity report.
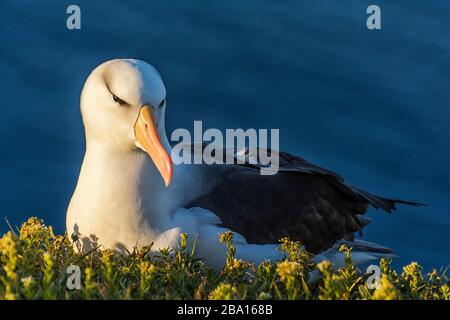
[134,105,173,187]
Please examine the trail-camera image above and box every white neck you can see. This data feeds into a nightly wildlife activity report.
[67,139,178,249]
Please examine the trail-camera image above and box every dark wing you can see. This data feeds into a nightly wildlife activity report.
[185,144,423,254]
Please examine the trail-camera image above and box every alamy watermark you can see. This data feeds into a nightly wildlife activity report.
[62,3,384,173]
[366,264,381,289]
[65,263,382,290]
[66,5,381,31]
[66,5,81,30]
[367,5,381,30]
[171,121,280,175]
[66,264,81,290]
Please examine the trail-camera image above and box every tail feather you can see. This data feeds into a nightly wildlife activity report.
[339,239,395,256]
[309,239,396,282]
[351,186,425,213]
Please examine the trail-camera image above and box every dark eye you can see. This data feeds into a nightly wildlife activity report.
[112,94,126,105]
[159,99,165,108]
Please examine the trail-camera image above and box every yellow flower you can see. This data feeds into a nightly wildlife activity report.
[403,262,422,277]
[4,292,16,300]
[372,275,399,300]
[21,275,35,289]
[0,231,17,257]
[440,284,450,300]
[42,252,54,269]
[19,217,52,241]
[140,261,156,275]
[277,260,302,282]
[317,260,333,274]
[219,231,234,244]
[0,232,18,281]
[209,283,238,300]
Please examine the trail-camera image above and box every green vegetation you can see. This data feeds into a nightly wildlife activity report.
[0,217,448,300]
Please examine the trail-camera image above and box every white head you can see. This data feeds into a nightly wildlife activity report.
[80,59,173,186]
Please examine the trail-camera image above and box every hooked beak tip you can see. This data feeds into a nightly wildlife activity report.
[135,105,173,188]
[164,165,173,187]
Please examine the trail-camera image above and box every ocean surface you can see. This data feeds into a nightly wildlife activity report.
[0,1,449,270]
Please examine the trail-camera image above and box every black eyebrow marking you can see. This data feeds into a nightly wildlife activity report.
[105,82,130,106]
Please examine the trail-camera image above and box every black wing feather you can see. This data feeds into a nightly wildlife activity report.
[185,144,423,253]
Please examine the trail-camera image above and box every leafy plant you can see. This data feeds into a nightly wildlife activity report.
[0,217,448,300]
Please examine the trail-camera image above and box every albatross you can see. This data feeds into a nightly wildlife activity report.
[67,59,420,269]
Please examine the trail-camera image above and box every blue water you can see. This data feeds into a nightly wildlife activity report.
[0,1,449,270]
